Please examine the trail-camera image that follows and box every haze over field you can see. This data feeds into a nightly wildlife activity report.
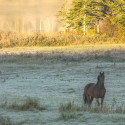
[0,0,72,33]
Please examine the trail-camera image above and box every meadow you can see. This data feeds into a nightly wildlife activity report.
[0,0,125,124]
[0,44,125,124]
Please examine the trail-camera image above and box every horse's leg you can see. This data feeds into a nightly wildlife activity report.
[90,97,93,106]
[96,98,100,106]
[101,97,104,109]
[83,92,88,105]
[86,95,90,107]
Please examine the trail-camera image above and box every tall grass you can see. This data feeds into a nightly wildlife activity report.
[0,97,47,111]
[0,31,124,48]
[59,99,125,120]
[59,101,125,114]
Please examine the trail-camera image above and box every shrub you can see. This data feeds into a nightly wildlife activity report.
[0,31,124,48]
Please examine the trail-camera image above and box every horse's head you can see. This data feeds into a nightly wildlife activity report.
[97,72,105,86]
[99,72,105,85]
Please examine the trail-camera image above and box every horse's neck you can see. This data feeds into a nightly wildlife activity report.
[96,81,100,88]
[96,81,104,89]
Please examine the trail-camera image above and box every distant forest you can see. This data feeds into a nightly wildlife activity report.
[0,0,124,38]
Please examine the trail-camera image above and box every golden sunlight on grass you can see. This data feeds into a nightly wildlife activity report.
[0,44,125,55]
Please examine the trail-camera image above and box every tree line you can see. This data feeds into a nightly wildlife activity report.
[57,0,125,37]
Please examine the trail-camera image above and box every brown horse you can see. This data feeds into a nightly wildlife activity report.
[83,72,106,107]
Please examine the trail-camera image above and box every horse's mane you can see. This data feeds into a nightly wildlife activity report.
[97,73,104,88]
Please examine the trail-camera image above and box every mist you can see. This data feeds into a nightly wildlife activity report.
[0,0,72,33]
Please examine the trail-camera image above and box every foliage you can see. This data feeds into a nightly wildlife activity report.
[57,0,125,37]
[56,0,69,31]
[67,0,107,31]
[0,32,125,48]
[100,0,125,37]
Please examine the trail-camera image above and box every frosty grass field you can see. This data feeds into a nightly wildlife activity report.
[0,44,125,125]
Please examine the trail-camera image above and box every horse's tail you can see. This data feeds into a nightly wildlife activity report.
[83,92,87,104]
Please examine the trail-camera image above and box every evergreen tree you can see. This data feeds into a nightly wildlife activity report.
[56,0,68,31]
[110,0,125,29]
[67,0,108,34]
[57,0,125,36]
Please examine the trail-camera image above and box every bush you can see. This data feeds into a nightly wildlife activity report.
[0,31,125,48]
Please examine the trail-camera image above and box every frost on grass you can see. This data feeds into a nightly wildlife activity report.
[58,102,84,120]
[0,115,13,125]
[0,97,47,111]
[1,44,125,63]
[59,100,125,120]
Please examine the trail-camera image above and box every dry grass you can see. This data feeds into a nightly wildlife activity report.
[0,32,124,48]
[1,97,47,111]
[0,44,125,63]
[59,99,125,120]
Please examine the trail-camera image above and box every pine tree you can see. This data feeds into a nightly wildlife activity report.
[110,0,125,29]
[67,0,108,34]
[56,0,68,32]
[67,0,85,32]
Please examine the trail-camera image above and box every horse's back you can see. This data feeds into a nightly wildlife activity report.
[84,83,95,91]
[84,83,106,98]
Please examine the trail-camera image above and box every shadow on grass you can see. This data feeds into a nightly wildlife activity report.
[1,47,125,64]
